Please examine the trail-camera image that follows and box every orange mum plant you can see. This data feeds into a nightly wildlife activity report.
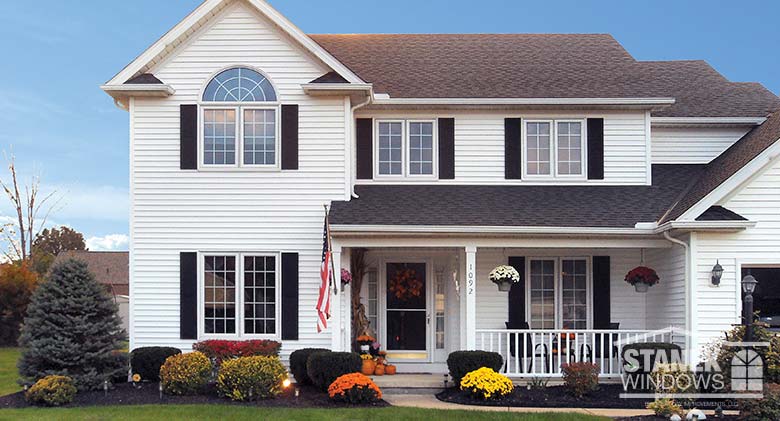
[327,373,382,403]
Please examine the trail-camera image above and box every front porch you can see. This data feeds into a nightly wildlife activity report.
[329,235,689,380]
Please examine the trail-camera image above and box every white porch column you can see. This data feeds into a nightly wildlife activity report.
[331,245,342,351]
[341,248,352,352]
[465,245,477,350]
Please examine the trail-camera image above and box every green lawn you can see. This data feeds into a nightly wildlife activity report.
[0,348,21,396]
[0,406,606,421]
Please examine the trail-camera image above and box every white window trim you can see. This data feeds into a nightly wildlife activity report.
[526,256,592,330]
[197,251,282,340]
[198,102,281,171]
[521,119,587,180]
[374,119,438,179]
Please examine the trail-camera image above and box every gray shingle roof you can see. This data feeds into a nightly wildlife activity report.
[310,34,780,118]
[695,206,747,221]
[330,165,703,228]
[51,251,129,296]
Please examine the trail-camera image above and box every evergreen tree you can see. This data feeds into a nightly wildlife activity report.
[18,259,125,390]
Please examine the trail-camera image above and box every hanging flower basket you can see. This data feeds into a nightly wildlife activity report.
[489,265,520,292]
[624,266,660,293]
[341,268,352,286]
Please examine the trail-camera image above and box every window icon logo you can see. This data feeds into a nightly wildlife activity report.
[731,349,763,392]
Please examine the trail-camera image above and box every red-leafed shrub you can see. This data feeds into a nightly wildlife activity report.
[561,362,599,398]
[192,340,281,364]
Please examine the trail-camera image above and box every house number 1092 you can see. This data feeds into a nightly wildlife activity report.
[467,263,475,295]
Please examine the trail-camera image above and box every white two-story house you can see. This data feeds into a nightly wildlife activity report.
[102,0,780,379]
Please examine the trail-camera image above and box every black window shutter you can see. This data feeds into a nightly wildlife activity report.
[504,118,522,179]
[180,252,198,340]
[438,118,455,179]
[592,256,611,329]
[356,118,373,179]
[180,105,198,170]
[281,252,299,340]
[507,256,526,327]
[281,104,299,170]
[587,118,604,180]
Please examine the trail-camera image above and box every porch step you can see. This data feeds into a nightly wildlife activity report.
[370,373,445,395]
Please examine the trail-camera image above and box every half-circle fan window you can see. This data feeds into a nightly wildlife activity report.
[203,67,277,102]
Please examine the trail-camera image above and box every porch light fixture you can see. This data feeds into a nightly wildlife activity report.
[742,273,758,342]
[710,260,723,286]
[742,274,758,295]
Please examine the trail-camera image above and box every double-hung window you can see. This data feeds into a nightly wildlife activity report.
[201,67,279,168]
[376,120,436,178]
[527,257,590,330]
[202,253,280,338]
[523,120,585,178]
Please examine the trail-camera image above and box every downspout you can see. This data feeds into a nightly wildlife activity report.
[663,230,693,363]
[349,92,373,199]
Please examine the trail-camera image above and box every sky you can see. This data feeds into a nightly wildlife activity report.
[0,0,778,251]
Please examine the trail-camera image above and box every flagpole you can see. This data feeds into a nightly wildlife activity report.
[324,204,338,295]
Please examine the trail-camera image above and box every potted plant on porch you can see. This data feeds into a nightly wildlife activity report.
[489,265,520,292]
[624,266,660,292]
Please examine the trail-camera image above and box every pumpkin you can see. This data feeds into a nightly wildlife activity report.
[374,364,385,376]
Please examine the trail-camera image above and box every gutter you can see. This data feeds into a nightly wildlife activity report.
[370,96,676,109]
[662,230,693,360]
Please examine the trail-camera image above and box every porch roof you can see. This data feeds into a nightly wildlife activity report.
[331,165,703,228]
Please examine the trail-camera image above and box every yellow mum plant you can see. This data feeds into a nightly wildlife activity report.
[459,367,514,400]
[159,351,212,395]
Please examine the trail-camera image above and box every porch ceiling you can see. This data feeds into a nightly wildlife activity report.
[331,165,702,229]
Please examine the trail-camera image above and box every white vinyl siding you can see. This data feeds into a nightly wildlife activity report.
[651,126,751,164]
[356,110,649,185]
[644,243,687,348]
[129,1,347,359]
[694,157,780,351]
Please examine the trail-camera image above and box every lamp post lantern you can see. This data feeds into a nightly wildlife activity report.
[742,274,758,342]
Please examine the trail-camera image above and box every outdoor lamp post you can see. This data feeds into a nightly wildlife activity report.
[742,274,758,342]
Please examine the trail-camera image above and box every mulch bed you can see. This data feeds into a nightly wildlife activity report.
[438,385,741,413]
[0,382,389,409]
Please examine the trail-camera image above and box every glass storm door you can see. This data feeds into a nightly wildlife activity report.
[385,262,428,359]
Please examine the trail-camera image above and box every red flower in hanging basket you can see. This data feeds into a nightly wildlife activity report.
[624,266,660,286]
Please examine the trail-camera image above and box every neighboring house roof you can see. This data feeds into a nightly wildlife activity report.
[51,251,129,296]
[310,34,780,118]
[663,110,780,222]
[330,165,703,229]
[695,206,747,221]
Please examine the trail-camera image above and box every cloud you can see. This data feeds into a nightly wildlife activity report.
[86,234,129,251]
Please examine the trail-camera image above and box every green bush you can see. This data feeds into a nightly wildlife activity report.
[739,383,780,421]
[216,355,288,401]
[290,348,330,385]
[646,398,684,418]
[25,375,77,407]
[306,352,361,391]
[446,351,503,384]
[561,362,599,398]
[706,324,780,387]
[130,347,181,382]
[17,259,125,390]
[159,352,212,395]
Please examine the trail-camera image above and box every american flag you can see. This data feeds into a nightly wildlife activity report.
[316,207,334,332]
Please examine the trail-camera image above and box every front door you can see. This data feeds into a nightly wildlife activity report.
[384,262,429,361]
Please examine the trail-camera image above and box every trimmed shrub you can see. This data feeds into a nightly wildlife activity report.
[646,398,684,418]
[290,348,329,385]
[130,347,181,382]
[459,367,514,400]
[25,375,77,407]
[328,373,382,403]
[446,351,503,384]
[306,352,361,391]
[561,362,599,398]
[192,339,281,365]
[621,342,683,373]
[18,259,125,390]
[739,383,780,421]
[651,363,696,395]
[159,352,212,395]
[216,355,288,401]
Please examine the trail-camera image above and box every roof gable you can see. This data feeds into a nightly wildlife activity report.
[105,0,363,87]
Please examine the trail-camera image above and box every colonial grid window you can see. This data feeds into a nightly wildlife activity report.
[376,120,436,177]
[202,253,280,337]
[528,257,590,330]
[201,67,278,167]
[523,120,585,178]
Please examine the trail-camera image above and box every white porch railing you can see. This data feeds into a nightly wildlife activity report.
[475,327,678,378]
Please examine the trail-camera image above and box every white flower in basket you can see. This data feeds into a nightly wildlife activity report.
[489,265,520,292]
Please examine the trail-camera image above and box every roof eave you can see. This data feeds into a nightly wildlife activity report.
[101,84,175,99]
[367,97,675,111]
[651,116,767,127]
[329,224,658,236]
[655,220,756,233]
